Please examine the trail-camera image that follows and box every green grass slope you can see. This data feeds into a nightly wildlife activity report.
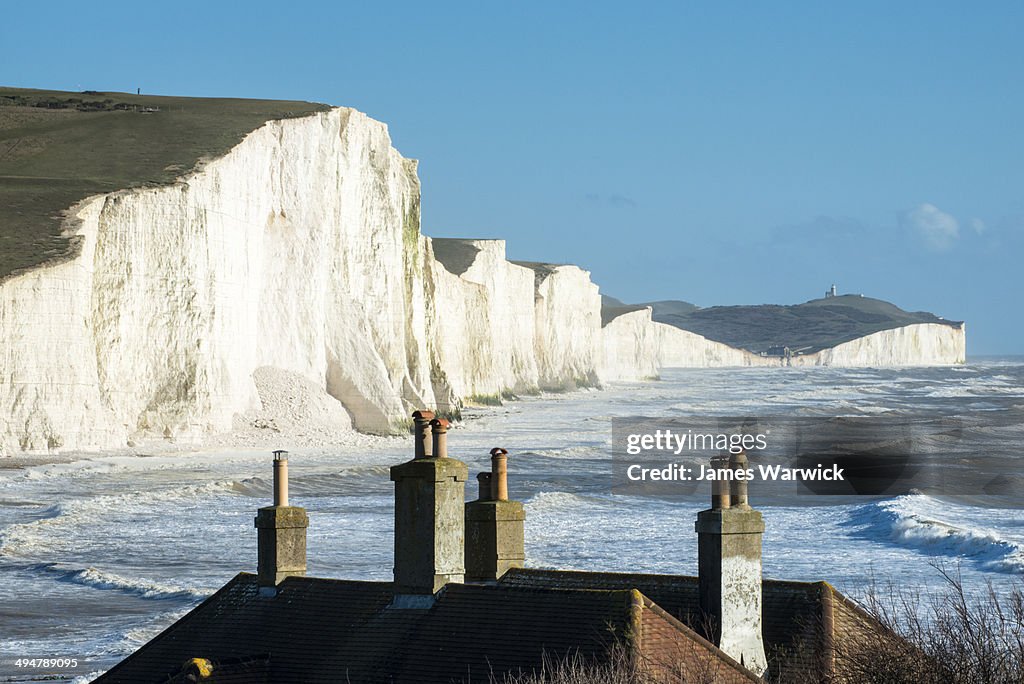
[649,294,962,353]
[431,238,483,277]
[0,87,329,281]
[600,295,649,326]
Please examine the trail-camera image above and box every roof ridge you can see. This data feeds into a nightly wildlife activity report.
[278,574,392,589]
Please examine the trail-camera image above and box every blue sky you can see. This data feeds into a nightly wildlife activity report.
[4,2,1022,353]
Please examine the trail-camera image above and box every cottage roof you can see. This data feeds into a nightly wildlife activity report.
[95,572,762,684]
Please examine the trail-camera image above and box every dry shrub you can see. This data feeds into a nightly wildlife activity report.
[495,567,1024,684]
[492,643,727,684]
[833,565,1024,684]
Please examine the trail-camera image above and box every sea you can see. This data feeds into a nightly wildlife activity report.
[2,360,1023,681]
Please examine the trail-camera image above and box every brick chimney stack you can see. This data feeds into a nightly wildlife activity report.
[465,447,526,583]
[390,412,468,599]
[695,450,768,676]
[254,450,309,594]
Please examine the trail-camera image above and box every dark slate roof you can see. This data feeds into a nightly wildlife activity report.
[502,568,704,624]
[96,568,853,683]
[95,574,654,684]
[97,574,392,684]
[500,568,829,680]
[165,655,271,683]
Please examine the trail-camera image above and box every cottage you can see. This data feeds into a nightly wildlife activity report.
[95,411,893,683]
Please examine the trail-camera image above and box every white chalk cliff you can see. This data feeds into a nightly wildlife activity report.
[788,323,966,367]
[0,108,966,454]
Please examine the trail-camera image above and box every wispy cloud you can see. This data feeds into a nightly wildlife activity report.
[902,203,960,251]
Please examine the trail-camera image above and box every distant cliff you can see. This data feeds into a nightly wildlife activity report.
[788,323,966,367]
[0,96,966,454]
[601,304,965,371]
[638,295,963,354]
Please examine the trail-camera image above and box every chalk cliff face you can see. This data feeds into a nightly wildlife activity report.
[0,198,118,451]
[655,322,771,368]
[0,110,626,454]
[791,323,967,367]
[425,239,539,404]
[425,242,616,405]
[0,107,968,455]
[597,308,776,379]
[529,265,603,391]
[1,109,432,452]
[599,310,662,382]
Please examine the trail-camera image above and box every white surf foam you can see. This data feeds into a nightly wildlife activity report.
[523,444,607,459]
[0,480,242,558]
[849,494,1024,573]
[525,490,623,514]
[58,566,211,601]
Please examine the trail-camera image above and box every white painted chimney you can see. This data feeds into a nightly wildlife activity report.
[695,450,768,676]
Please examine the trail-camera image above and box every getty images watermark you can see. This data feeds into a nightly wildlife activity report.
[611,415,1022,503]
[623,428,844,483]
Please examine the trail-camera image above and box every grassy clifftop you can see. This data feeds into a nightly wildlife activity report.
[0,87,329,281]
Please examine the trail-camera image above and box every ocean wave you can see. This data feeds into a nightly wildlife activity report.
[17,454,208,481]
[71,672,107,684]
[923,386,977,398]
[522,444,607,459]
[853,385,893,395]
[11,561,213,601]
[70,671,106,684]
[56,566,211,600]
[0,480,242,558]
[830,399,897,415]
[230,476,271,497]
[120,609,192,645]
[525,490,619,513]
[230,465,395,497]
[846,495,1024,573]
[848,404,894,414]
[0,497,49,507]
[290,466,395,495]
[307,465,394,481]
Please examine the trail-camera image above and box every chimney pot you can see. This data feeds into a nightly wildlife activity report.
[490,448,509,501]
[430,418,449,459]
[711,454,731,510]
[729,450,750,508]
[413,410,435,459]
[477,472,493,501]
[272,450,289,507]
